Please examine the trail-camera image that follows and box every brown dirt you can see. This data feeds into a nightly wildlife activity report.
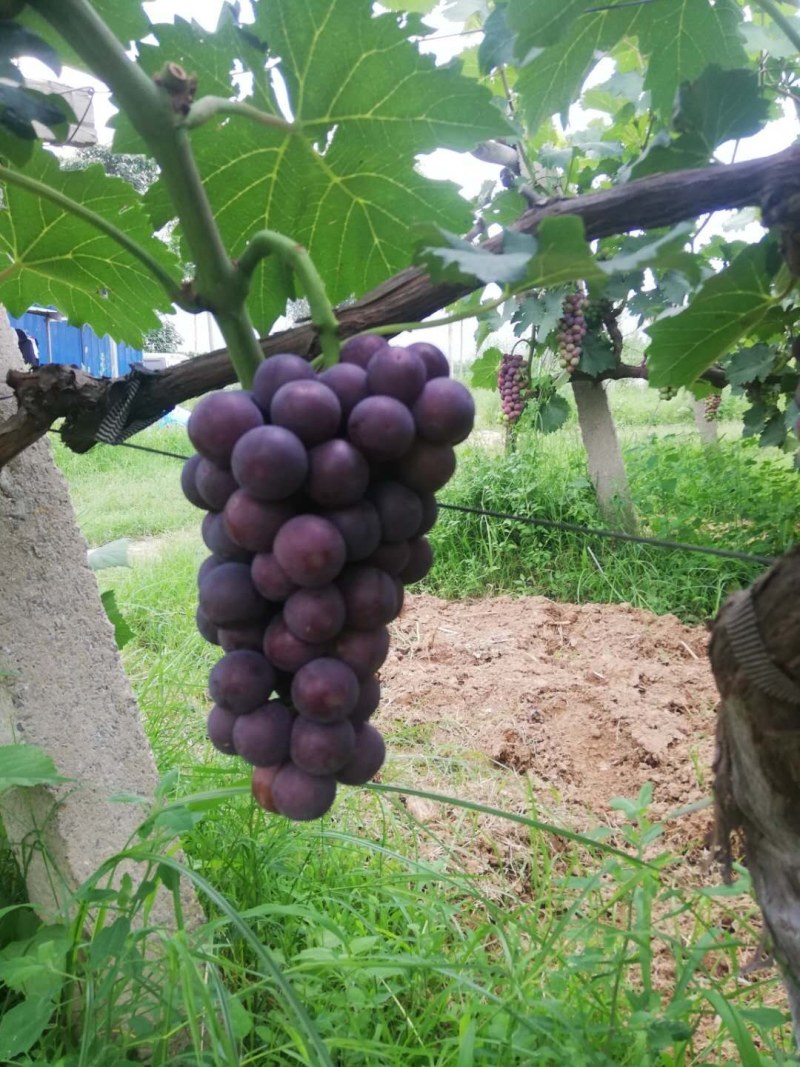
[379,593,719,857]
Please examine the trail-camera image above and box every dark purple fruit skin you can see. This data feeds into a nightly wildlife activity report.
[195,460,238,511]
[188,391,263,466]
[263,616,329,673]
[231,425,309,502]
[251,353,315,412]
[199,561,267,627]
[232,700,293,766]
[283,585,346,644]
[182,454,208,510]
[368,481,423,543]
[252,764,280,812]
[363,540,411,577]
[196,607,220,646]
[347,396,415,461]
[223,491,296,553]
[337,565,399,630]
[271,764,337,820]
[201,512,253,563]
[334,628,390,680]
[251,553,299,602]
[306,439,369,508]
[339,334,388,369]
[207,704,238,755]
[273,515,347,588]
[394,441,456,493]
[398,538,433,585]
[318,363,368,420]
[218,622,268,653]
[412,378,475,445]
[270,380,342,447]
[350,675,381,726]
[208,650,276,715]
[290,718,356,777]
[291,657,359,722]
[324,501,382,562]
[406,341,450,380]
[336,723,386,785]
[366,346,426,406]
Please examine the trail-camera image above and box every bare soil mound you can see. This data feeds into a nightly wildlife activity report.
[380,593,718,855]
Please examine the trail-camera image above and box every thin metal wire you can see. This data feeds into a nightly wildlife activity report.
[436,502,777,566]
[76,435,778,568]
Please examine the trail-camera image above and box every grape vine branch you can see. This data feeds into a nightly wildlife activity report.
[2,141,798,466]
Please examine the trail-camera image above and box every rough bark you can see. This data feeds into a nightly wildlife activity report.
[572,379,638,533]
[710,547,800,1042]
[1,144,798,466]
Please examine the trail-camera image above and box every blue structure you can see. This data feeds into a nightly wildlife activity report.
[8,306,143,378]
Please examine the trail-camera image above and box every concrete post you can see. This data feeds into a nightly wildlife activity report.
[693,399,718,443]
[0,310,197,923]
[572,379,638,533]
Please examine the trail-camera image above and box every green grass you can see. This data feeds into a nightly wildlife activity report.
[1,381,795,1063]
[426,419,795,623]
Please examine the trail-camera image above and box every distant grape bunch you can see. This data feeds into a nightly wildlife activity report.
[556,289,588,375]
[658,386,678,401]
[497,351,531,423]
[704,393,721,421]
[182,336,475,821]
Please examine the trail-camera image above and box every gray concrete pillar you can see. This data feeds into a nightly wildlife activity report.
[572,379,638,533]
[0,309,197,924]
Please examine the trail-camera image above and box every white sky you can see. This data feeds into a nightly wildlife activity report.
[21,1,800,358]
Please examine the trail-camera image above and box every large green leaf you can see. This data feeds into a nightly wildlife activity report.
[507,0,746,134]
[638,0,747,118]
[417,227,537,285]
[523,217,605,288]
[645,239,780,387]
[143,0,510,331]
[0,744,69,792]
[18,1,151,73]
[0,148,180,345]
[507,1,644,133]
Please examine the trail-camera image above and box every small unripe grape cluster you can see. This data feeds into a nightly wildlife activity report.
[497,352,531,423]
[182,336,475,822]
[704,393,722,421]
[658,386,678,401]
[556,289,589,375]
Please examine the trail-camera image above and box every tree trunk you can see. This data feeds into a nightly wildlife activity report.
[571,379,637,533]
[709,547,800,1044]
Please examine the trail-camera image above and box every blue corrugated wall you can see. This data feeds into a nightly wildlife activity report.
[8,310,143,378]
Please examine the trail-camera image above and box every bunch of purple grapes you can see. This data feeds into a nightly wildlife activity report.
[497,352,530,423]
[182,336,475,821]
[704,393,721,421]
[556,289,589,375]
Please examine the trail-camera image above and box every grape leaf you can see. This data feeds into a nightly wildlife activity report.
[507,1,644,133]
[579,332,617,377]
[645,239,780,387]
[18,1,151,73]
[470,346,501,389]
[416,228,537,285]
[478,4,515,75]
[0,148,180,345]
[522,217,605,287]
[535,394,570,434]
[512,288,566,339]
[638,0,746,118]
[629,67,769,179]
[724,344,776,386]
[143,0,511,331]
[0,21,61,77]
